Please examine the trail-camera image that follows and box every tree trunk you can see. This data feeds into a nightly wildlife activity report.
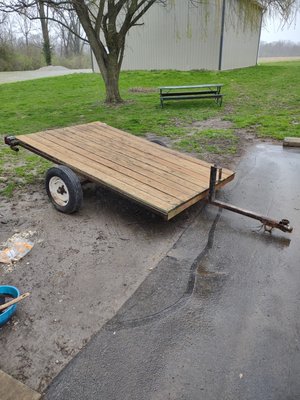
[103,55,122,103]
[92,43,123,103]
[38,0,51,65]
[42,32,51,65]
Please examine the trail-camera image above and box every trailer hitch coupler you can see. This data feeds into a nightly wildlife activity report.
[4,136,19,152]
[278,219,293,233]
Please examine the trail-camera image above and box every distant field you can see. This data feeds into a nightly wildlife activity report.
[259,56,300,63]
[0,61,299,197]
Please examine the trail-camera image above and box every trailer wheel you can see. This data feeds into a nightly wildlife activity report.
[45,166,83,214]
[150,139,167,147]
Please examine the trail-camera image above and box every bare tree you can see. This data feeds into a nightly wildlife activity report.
[260,40,300,56]
[54,8,86,57]
[0,0,52,64]
[17,10,32,48]
[260,0,299,20]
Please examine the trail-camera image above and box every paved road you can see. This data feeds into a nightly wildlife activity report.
[45,144,300,400]
[0,66,93,84]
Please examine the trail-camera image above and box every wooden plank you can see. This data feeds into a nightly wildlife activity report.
[52,126,214,187]
[160,95,222,101]
[27,132,195,202]
[16,121,235,220]
[42,121,227,175]
[89,121,212,168]
[0,370,41,400]
[22,134,181,206]
[161,91,220,97]
[19,135,177,214]
[159,84,223,90]
[89,122,233,177]
[86,126,232,184]
[34,129,206,193]
[167,174,234,220]
[283,137,300,147]
[22,126,214,190]
[69,123,230,181]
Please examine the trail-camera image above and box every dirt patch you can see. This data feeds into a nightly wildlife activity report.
[190,126,260,169]
[128,87,157,93]
[0,183,194,392]
[191,118,234,130]
[147,128,260,170]
[172,118,275,170]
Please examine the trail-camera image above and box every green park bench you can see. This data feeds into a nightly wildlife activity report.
[159,84,224,108]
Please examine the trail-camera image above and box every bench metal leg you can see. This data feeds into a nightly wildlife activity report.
[160,89,164,108]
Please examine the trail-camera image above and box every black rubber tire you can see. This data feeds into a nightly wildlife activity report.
[150,139,167,147]
[45,166,83,214]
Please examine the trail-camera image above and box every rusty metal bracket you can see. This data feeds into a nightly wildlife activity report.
[4,136,20,152]
[208,165,293,234]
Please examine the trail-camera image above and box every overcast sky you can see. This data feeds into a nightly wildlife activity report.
[261,14,300,42]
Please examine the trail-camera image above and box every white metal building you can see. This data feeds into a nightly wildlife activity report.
[93,0,263,72]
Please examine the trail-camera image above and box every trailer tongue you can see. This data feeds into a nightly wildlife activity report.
[207,165,292,233]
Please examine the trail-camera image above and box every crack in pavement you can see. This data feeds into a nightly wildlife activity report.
[105,208,222,331]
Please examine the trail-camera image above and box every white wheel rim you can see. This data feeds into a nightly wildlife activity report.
[49,177,70,207]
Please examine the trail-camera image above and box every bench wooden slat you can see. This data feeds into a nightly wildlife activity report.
[159,84,223,90]
[161,90,220,97]
[161,95,223,101]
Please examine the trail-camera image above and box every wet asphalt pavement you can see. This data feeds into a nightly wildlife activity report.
[45,144,300,400]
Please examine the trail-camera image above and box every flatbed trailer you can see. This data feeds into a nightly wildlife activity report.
[5,122,292,233]
[5,122,234,220]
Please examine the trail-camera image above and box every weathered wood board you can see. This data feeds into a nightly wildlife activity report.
[16,122,235,219]
[283,137,300,147]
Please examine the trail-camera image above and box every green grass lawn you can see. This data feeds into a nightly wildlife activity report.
[0,61,299,197]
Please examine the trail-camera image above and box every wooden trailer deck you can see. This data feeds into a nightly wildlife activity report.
[14,122,235,220]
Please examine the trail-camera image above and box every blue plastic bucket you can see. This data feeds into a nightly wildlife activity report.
[0,285,20,327]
